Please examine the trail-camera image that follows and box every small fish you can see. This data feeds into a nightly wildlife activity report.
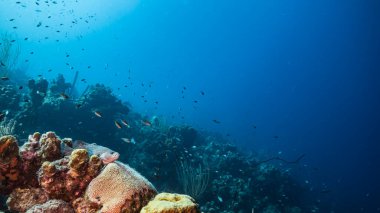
[114,121,122,129]
[24,37,28,40]
[1,76,9,81]
[212,119,221,124]
[217,196,223,203]
[273,135,279,139]
[19,86,23,90]
[1,61,7,67]
[121,138,130,143]
[75,104,82,109]
[94,111,102,118]
[142,120,151,126]
[201,91,205,95]
[36,91,46,96]
[9,18,15,21]
[60,93,69,100]
[36,22,42,27]
[153,172,160,179]
[193,100,198,103]
[121,138,136,144]
[130,138,136,144]
[121,119,130,127]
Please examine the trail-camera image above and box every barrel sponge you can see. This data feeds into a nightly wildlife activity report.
[140,193,200,213]
[85,161,157,213]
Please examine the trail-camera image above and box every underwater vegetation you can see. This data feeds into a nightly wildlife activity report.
[0,72,321,212]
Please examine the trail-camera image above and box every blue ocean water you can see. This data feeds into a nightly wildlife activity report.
[0,0,379,212]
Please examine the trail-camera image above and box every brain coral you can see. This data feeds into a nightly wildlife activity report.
[140,193,200,213]
[84,161,157,213]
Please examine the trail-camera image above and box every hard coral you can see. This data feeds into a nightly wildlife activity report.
[72,197,101,213]
[39,131,62,161]
[0,135,21,194]
[19,131,62,188]
[38,149,103,202]
[84,162,157,213]
[141,193,200,213]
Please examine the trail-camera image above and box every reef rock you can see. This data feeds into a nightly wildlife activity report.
[25,199,74,213]
[83,162,157,213]
[140,193,200,213]
[6,188,48,212]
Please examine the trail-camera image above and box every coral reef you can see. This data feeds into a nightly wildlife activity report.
[49,74,71,95]
[0,74,324,212]
[15,78,130,153]
[18,131,63,188]
[38,148,103,202]
[0,131,163,213]
[27,78,48,109]
[141,193,200,213]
